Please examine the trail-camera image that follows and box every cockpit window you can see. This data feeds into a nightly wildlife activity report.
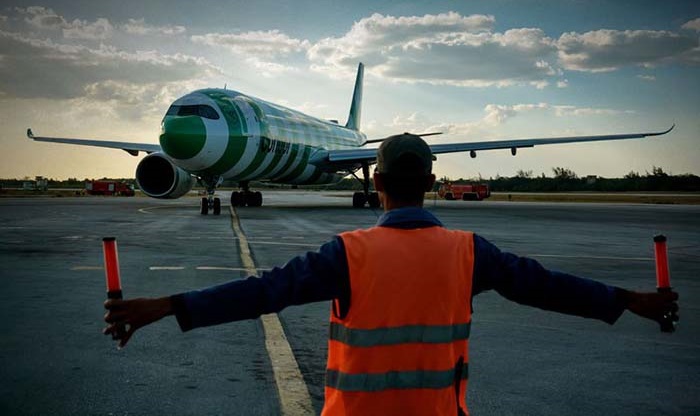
[165,104,220,120]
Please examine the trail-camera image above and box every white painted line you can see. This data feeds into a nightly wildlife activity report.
[196,266,271,272]
[71,266,103,271]
[148,266,186,271]
[237,239,318,248]
[229,206,314,415]
[528,254,652,261]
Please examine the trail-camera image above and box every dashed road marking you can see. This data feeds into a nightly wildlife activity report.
[528,254,652,261]
[148,266,186,271]
[229,206,314,416]
[71,266,103,271]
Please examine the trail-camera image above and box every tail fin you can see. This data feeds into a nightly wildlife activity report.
[345,63,364,131]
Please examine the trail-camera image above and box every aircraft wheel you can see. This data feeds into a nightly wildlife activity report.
[352,192,367,208]
[368,192,380,208]
[245,191,262,207]
[213,198,221,215]
[200,197,209,215]
[231,191,243,207]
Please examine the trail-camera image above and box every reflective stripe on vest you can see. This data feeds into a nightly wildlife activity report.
[327,364,469,392]
[323,226,475,416]
[330,322,471,347]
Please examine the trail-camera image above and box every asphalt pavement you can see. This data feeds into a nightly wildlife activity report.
[1,192,698,415]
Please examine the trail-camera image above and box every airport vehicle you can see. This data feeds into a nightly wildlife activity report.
[27,63,674,215]
[22,176,48,191]
[85,180,135,196]
[438,182,490,201]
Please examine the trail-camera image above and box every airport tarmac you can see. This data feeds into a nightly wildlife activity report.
[1,191,698,415]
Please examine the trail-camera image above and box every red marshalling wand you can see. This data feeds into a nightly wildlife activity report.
[653,235,676,333]
[103,237,126,337]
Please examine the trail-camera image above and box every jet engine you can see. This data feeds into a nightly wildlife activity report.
[135,153,194,199]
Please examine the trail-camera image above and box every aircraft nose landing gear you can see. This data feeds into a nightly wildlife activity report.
[200,176,222,215]
[200,194,221,215]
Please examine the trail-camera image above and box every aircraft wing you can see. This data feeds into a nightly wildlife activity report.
[312,125,674,170]
[26,128,161,156]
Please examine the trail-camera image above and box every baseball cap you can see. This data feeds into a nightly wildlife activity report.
[376,133,433,177]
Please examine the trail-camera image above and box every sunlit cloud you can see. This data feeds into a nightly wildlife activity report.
[557,29,698,72]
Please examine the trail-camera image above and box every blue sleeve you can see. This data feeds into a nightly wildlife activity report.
[471,234,626,324]
[172,236,348,331]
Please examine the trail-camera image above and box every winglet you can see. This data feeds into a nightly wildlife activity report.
[345,63,364,131]
[27,128,34,139]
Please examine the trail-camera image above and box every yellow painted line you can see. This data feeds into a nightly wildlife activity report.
[229,206,314,415]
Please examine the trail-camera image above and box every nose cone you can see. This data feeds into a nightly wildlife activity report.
[160,116,207,160]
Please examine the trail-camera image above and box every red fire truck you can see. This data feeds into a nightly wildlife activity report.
[85,180,135,196]
[437,182,491,201]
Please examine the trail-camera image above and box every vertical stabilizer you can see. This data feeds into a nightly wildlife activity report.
[345,63,364,131]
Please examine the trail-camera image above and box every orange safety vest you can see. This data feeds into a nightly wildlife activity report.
[323,226,474,416]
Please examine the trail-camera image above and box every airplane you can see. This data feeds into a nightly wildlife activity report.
[27,63,674,215]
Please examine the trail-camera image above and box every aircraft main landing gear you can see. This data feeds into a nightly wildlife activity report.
[352,162,380,208]
[230,181,263,207]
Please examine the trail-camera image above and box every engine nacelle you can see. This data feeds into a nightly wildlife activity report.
[136,153,194,199]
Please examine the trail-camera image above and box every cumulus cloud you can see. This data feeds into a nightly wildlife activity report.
[121,18,186,36]
[378,102,632,142]
[681,18,700,32]
[191,30,309,75]
[19,6,114,40]
[557,29,698,72]
[306,12,561,87]
[0,29,220,99]
[192,30,309,57]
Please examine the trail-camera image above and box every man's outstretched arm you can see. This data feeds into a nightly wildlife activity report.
[103,237,348,348]
[472,234,679,326]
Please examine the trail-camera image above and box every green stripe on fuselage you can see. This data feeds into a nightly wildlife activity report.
[255,139,287,179]
[198,92,246,176]
[272,143,300,180]
[276,146,311,183]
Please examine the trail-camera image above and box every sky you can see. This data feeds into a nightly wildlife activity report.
[1,0,699,180]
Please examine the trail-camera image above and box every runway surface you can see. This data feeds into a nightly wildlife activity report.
[1,192,698,415]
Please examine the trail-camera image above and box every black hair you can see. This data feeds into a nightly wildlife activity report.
[379,174,432,204]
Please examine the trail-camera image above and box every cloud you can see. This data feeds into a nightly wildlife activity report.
[637,74,656,81]
[306,12,561,87]
[681,18,700,32]
[0,29,221,99]
[121,18,186,36]
[19,6,113,40]
[192,30,309,57]
[557,29,698,72]
[191,30,309,75]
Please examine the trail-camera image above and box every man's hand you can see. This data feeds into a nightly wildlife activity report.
[103,297,173,348]
[622,289,679,327]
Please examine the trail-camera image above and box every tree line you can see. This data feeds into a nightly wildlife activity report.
[2,167,698,192]
[466,166,700,193]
